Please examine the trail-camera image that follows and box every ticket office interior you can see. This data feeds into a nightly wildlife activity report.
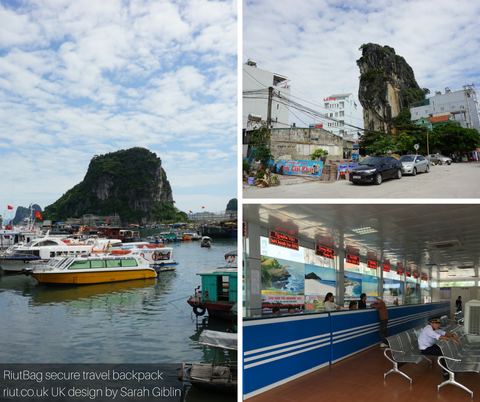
[243,203,480,318]
[242,204,479,398]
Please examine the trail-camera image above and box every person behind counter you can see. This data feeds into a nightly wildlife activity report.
[324,292,342,311]
[349,301,358,310]
[358,293,367,309]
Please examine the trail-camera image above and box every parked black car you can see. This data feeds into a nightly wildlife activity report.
[349,156,402,185]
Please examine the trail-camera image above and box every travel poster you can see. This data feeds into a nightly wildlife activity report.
[260,255,305,295]
[304,264,336,297]
[406,279,420,304]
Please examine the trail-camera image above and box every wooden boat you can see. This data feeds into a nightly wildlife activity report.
[22,253,156,285]
[187,250,237,320]
[178,330,237,395]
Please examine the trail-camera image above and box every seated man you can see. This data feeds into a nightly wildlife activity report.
[418,317,460,378]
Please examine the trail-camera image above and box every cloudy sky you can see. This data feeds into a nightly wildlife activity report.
[243,0,480,132]
[0,0,237,221]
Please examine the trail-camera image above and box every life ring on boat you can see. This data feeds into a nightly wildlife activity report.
[227,256,235,263]
[152,252,159,261]
[193,305,206,316]
[140,253,146,259]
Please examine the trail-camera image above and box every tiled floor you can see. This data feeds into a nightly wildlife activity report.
[245,344,479,401]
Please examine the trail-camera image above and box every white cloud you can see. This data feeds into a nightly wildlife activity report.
[0,0,237,216]
[244,0,480,127]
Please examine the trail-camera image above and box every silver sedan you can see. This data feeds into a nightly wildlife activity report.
[428,154,452,165]
[398,155,430,175]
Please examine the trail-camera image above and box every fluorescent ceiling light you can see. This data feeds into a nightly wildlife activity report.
[351,226,378,235]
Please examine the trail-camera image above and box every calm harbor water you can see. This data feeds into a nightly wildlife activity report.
[0,236,237,401]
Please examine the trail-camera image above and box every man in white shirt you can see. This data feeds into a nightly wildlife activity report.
[418,317,460,378]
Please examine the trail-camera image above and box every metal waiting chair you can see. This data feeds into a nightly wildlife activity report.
[436,339,480,399]
[383,334,432,384]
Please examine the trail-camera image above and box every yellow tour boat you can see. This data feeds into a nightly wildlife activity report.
[22,253,156,285]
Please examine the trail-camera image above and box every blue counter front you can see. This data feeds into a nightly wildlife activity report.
[243,302,449,398]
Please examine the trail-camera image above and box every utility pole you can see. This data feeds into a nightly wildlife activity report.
[267,86,273,129]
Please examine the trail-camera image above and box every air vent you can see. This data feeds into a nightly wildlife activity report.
[426,240,462,249]
[465,300,480,335]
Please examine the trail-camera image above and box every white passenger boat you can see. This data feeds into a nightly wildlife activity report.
[182,232,202,241]
[110,243,178,272]
[22,253,155,285]
[0,237,120,272]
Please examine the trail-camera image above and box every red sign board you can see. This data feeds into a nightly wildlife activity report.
[383,261,390,272]
[367,260,378,269]
[406,270,411,277]
[315,245,334,259]
[413,272,419,279]
[324,97,338,101]
[397,268,404,276]
[346,254,360,265]
[269,230,299,250]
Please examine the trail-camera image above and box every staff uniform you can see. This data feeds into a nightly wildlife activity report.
[358,299,367,309]
[418,325,446,350]
[419,324,448,375]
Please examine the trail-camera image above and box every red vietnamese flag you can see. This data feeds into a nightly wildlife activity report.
[35,211,43,219]
[189,210,193,213]
[7,205,13,210]
[202,206,205,209]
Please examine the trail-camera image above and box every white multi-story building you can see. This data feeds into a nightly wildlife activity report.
[322,93,361,141]
[243,60,291,130]
[409,86,480,132]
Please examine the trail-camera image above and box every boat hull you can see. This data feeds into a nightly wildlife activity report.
[187,297,235,320]
[31,269,157,285]
[179,362,237,396]
[0,257,43,272]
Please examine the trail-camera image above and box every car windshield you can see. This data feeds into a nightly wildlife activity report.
[399,156,415,162]
[359,157,383,166]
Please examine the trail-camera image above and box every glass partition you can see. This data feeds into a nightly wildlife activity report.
[343,260,379,308]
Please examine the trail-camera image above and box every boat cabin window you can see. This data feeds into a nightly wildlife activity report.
[36,240,60,246]
[69,260,91,270]
[122,258,138,267]
[106,259,122,268]
[91,260,106,268]
[12,250,40,257]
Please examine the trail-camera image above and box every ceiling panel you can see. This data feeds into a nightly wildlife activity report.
[244,203,480,281]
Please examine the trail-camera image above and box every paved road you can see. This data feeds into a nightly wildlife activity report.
[243,162,480,199]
